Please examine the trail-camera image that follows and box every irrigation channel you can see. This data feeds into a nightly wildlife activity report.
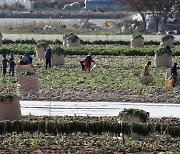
[20,101,180,118]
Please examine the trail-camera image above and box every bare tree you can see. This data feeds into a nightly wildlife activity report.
[147,0,178,32]
[115,0,148,33]
[159,0,177,24]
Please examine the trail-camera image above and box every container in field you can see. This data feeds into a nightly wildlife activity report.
[35,42,48,59]
[165,71,180,87]
[17,73,39,96]
[52,54,65,66]
[51,46,65,66]
[63,33,80,47]
[130,34,144,48]
[154,47,172,67]
[16,63,31,75]
[155,54,172,68]
[160,34,175,48]
[119,108,149,138]
[154,47,172,68]
[139,75,153,84]
[0,94,21,121]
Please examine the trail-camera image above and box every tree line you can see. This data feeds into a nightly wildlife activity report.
[117,0,180,32]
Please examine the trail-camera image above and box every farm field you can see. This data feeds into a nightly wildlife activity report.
[1,55,180,103]
[0,32,180,153]
[0,116,179,153]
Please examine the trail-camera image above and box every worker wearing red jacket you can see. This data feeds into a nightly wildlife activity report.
[79,53,95,72]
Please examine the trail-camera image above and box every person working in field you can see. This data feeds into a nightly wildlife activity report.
[44,47,52,69]
[143,61,151,76]
[79,53,95,72]
[9,57,15,77]
[171,62,178,87]
[20,52,32,65]
[140,61,153,84]
[1,54,9,77]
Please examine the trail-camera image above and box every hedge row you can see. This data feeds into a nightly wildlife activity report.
[0,45,180,56]
[61,46,180,56]
[81,40,180,46]
[0,45,35,55]
[0,120,180,137]
[2,39,62,45]
[2,39,180,46]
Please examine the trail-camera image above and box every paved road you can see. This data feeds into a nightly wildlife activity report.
[20,101,180,118]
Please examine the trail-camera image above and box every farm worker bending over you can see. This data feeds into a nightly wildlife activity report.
[143,61,151,76]
[44,47,52,69]
[1,54,9,77]
[20,53,28,65]
[171,62,178,87]
[79,57,86,71]
[80,53,95,72]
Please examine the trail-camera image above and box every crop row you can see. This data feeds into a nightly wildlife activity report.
[2,39,180,46]
[0,120,180,137]
[1,45,180,56]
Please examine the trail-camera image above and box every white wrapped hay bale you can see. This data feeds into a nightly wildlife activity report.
[17,74,39,96]
[0,95,21,121]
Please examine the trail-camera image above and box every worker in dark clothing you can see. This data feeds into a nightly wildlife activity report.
[2,54,9,77]
[20,53,28,65]
[9,57,15,77]
[25,52,32,64]
[171,62,178,87]
[10,52,14,60]
[44,48,52,69]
